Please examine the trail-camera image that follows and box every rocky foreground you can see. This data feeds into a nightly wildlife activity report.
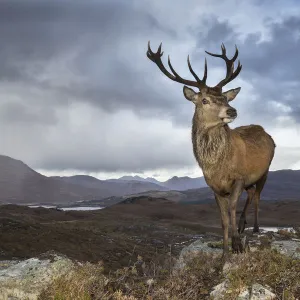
[1,227,300,300]
[0,201,300,299]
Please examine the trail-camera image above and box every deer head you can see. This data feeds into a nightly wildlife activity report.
[147,42,242,128]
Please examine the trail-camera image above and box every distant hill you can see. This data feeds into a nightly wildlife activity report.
[162,176,207,190]
[0,154,299,206]
[75,170,300,207]
[0,155,103,205]
[118,195,173,205]
[261,169,300,200]
[54,175,169,197]
[0,155,168,205]
[79,188,213,207]
[107,170,300,203]
[118,175,147,182]
[112,175,207,190]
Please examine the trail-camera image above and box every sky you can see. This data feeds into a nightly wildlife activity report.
[0,0,300,181]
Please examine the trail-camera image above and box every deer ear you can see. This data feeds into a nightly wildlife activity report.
[223,87,241,102]
[183,86,197,102]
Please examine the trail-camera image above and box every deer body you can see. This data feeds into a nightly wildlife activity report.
[147,42,276,255]
[192,123,275,195]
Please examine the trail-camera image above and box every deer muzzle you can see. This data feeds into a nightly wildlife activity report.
[219,107,237,123]
[226,108,237,118]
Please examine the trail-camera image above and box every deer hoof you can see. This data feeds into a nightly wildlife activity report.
[231,235,245,254]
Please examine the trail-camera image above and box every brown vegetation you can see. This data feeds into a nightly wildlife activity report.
[1,200,300,270]
[40,248,300,300]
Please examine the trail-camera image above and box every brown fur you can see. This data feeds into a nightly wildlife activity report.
[192,122,275,195]
[147,42,276,256]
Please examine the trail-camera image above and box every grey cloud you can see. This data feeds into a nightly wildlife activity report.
[195,16,241,48]
[241,17,300,123]
[191,15,300,123]
[36,143,196,173]
[0,0,299,173]
[0,0,184,121]
[242,17,300,80]
[0,101,57,125]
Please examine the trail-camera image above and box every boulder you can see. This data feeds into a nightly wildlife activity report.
[249,283,276,300]
[210,282,276,300]
[271,240,300,259]
[174,239,222,270]
[0,252,74,300]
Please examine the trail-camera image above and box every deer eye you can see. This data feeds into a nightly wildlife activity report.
[202,98,209,104]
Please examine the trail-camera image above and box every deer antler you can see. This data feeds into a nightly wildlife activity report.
[205,43,242,89]
[147,41,208,90]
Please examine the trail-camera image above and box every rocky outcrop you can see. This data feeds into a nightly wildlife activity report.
[271,240,300,259]
[210,281,276,299]
[176,229,300,269]
[0,228,299,300]
[0,252,74,300]
[176,228,300,299]
[175,238,222,270]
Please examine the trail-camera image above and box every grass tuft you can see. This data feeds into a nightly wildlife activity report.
[40,248,300,300]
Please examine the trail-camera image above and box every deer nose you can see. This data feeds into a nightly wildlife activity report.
[226,108,237,118]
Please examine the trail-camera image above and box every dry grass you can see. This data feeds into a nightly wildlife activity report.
[40,248,300,300]
[224,249,300,299]
[278,229,297,239]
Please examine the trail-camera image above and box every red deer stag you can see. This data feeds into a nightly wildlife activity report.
[146,42,276,256]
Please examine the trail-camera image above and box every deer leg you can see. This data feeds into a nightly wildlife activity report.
[214,193,229,257]
[238,186,255,233]
[229,180,244,253]
[253,172,268,233]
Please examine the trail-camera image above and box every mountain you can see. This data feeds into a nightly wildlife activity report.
[0,154,299,206]
[111,170,300,197]
[118,175,147,182]
[55,175,169,196]
[145,177,162,185]
[0,155,168,205]
[74,170,300,207]
[113,175,207,190]
[161,176,207,190]
[0,155,104,205]
[261,169,300,200]
[81,188,213,207]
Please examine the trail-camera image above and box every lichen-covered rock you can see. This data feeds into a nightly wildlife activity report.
[210,280,230,299]
[0,252,74,300]
[271,240,300,259]
[210,282,275,300]
[249,283,276,299]
[174,239,222,270]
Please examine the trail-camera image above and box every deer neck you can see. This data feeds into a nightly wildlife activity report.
[192,116,231,175]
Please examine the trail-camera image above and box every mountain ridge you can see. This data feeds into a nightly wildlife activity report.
[0,154,299,205]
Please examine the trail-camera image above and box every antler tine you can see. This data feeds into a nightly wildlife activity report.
[203,58,208,83]
[147,41,208,90]
[187,55,207,87]
[205,43,242,89]
[231,45,239,61]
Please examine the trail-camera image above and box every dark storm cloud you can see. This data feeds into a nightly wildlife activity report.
[194,16,240,48]
[0,0,184,123]
[0,0,299,173]
[237,17,300,84]
[241,17,300,123]
[1,1,299,121]
[192,15,300,123]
